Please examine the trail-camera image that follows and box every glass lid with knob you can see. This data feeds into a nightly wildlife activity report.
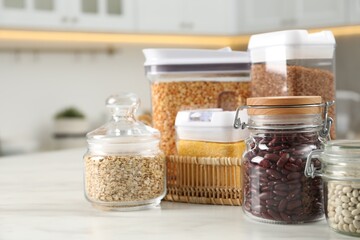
[86,92,160,153]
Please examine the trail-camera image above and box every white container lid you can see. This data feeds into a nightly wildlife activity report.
[143,47,249,66]
[143,48,250,76]
[248,30,336,62]
[175,109,249,143]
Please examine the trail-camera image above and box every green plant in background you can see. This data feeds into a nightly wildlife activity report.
[55,107,85,119]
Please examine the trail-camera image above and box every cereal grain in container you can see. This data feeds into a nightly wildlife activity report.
[143,48,250,155]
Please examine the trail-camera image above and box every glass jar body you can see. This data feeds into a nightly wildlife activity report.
[324,180,360,236]
[242,126,325,223]
[317,142,360,236]
[84,149,166,211]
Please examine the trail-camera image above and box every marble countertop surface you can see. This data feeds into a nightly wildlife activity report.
[0,148,353,240]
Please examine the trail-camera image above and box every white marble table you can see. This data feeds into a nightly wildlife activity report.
[0,148,353,240]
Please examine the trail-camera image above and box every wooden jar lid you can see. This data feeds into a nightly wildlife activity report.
[246,96,322,115]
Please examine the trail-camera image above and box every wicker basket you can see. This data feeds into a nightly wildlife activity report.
[165,155,242,206]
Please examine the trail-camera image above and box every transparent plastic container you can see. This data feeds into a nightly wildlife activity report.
[306,140,360,236]
[143,47,250,155]
[235,96,333,224]
[248,30,336,139]
[84,93,166,211]
[175,108,249,158]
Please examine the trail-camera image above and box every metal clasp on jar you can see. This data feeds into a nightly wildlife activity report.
[304,149,324,178]
[233,101,335,138]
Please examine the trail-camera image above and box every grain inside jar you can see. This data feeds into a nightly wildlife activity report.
[84,93,166,211]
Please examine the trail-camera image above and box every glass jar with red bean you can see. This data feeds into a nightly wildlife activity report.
[234,96,334,224]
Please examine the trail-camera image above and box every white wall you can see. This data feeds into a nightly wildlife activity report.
[0,46,151,153]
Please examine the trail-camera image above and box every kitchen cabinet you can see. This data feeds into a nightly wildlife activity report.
[67,0,136,32]
[293,0,347,28]
[137,0,239,35]
[136,0,183,34]
[0,0,66,29]
[350,0,360,24]
[0,0,136,32]
[0,0,355,38]
[239,0,293,33]
[239,0,348,34]
[182,0,238,35]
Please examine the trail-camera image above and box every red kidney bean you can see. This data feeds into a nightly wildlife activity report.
[273,196,283,202]
[288,183,301,190]
[267,181,282,186]
[244,201,251,211]
[264,153,280,162]
[259,159,271,168]
[280,177,288,182]
[286,189,301,200]
[286,179,301,185]
[268,138,279,147]
[291,207,304,215]
[274,183,288,191]
[252,204,266,213]
[280,212,292,222]
[259,192,271,200]
[284,163,301,172]
[260,186,271,192]
[270,165,277,170]
[273,190,288,197]
[287,172,302,180]
[273,145,285,151]
[292,150,305,156]
[276,153,290,167]
[266,199,279,207]
[261,211,273,220]
[260,177,269,183]
[295,158,306,170]
[266,169,282,179]
[288,157,296,163]
[278,199,287,212]
[286,200,302,210]
[267,209,282,221]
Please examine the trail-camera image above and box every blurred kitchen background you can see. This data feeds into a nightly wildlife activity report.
[0,0,360,155]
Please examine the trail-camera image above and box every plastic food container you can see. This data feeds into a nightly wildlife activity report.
[235,96,334,223]
[248,30,336,139]
[143,47,250,156]
[306,140,360,236]
[175,108,249,158]
[83,93,166,211]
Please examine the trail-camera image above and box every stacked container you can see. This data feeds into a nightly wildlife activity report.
[248,30,336,139]
[144,48,250,205]
[144,47,250,156]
